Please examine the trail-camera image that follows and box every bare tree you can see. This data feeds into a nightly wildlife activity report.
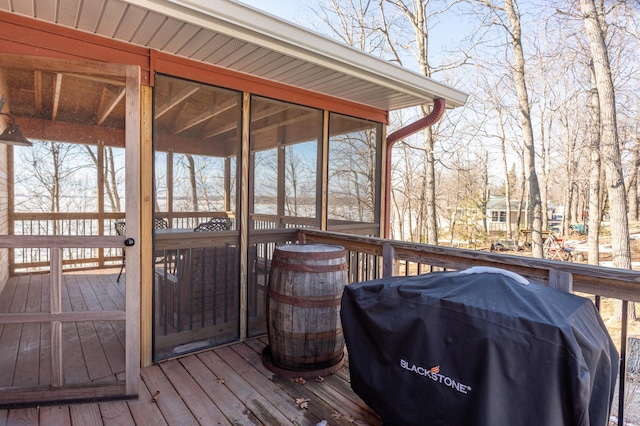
[625,138,640,222]
[474,0,544,256]
[587,60,602,266]
[85,145,123,212]
[580,0,631,270]
[379,0,464,244]
[328,129,378,222]
[186,155,198,212]
[17,141,93,234]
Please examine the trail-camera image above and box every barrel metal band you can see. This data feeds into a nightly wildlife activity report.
[270,259,348,272]
[275,249,348,261]
[267,287,342,307]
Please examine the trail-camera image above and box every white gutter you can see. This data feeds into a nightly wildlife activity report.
[123,0,468,109]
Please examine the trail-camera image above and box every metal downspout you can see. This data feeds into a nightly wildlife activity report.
[383,98,447,238]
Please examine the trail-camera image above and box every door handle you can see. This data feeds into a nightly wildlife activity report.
[124,238,135,247]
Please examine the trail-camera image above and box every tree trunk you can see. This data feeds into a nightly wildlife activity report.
[562,183,573,238]
[539,82,549,232]
[425,128,439,244]
[626,138,640,222]
[499,110,513,239]
[580,0,630,270]
[504,0,543,257]
[581,0,633,320]
[629,176,638,222]
[187,155,198,212]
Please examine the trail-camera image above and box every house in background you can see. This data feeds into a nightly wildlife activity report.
[486,196,525,235]
[486,196,558,235]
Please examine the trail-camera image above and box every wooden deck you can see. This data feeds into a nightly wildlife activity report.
[0,336,380,426]
[0,270,127,390]
[0,270,380,425]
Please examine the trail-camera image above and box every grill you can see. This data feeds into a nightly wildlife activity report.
[341,268,618,426]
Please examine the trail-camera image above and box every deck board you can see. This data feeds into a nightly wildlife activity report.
[0,270,381,425]
[98,401,136,426]
[70,403,102,425]
[13,323,41,387]
[139,365,199,425]
[197,349,295,425]
[212,346,311,425]
[234,342,378,426]
[6,407,38,425]
[178,354,262,424]
[0,324,21,386]
[126,374,168,426]
[158,359,231,425]
[39,405,72,426]
[218,345,311,424]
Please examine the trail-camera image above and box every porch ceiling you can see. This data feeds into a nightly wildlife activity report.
[0,0,467,112]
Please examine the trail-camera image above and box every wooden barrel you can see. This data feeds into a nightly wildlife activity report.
[264,244,348,377]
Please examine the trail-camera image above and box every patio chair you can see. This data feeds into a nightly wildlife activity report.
[115,221,126,282]
[543,234,572,261]
[194,217,231,232]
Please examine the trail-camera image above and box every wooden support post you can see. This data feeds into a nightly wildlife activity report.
[140,84,154,367]
[124,65,140,396]
[548,269,573,293]
[97,141,105,267]
[50,247,63,387]
[239,92,250,340]
[319,111,329,231]
[382,244,397,278]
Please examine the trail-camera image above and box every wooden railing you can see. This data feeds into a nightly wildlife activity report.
[299,229,640,301]
[10,211,236,272]
[11,212,126,272]
[298,229,640,425]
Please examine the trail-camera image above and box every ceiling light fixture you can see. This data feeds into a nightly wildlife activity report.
[0,96,32,147]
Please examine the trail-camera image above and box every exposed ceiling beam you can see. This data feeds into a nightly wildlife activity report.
[250,103,289,122]
[203,121,236,139]
[171,97,237,135]
[17,116,237,157]
[19,116,124,147]
[52,73,62,121]
[97,87,125,126]
[65,73,125,86]
[251,111,316,138]
[155,86,200,119]
[33,70,42,115]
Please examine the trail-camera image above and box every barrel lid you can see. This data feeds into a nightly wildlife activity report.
[276,244,344,253]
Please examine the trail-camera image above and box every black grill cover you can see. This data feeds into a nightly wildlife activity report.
[341,269,618,426]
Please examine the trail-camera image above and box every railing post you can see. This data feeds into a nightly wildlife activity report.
[382,244,397,278]
[548,269,572,293]
[50,247,63,387]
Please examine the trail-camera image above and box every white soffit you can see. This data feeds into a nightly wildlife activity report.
[1,0,468,112]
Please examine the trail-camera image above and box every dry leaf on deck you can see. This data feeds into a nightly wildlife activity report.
[294,377,306,384]
[295,398,310,409]
[315,376,325,383]
[151,390,160,403]
[332,412,357,423]
[216,378,225,384]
